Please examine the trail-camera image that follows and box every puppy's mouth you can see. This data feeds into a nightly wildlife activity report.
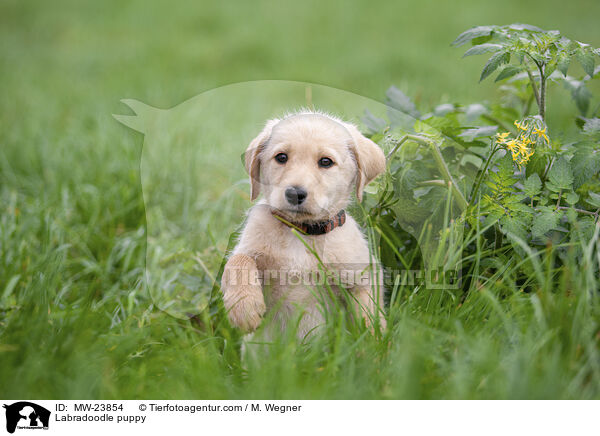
[280,207,312,218]
[270,205,310,218]
[276,206,333,224]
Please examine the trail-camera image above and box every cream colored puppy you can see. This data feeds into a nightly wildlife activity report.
[221,111,386,339]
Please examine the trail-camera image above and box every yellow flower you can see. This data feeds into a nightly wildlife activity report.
[505,139,518,153]
[499,131,535,166]
[518,149,534,165]
[496,132,510,142]
[533,127,549,142]
[517,141,529,155]
[518,147,535,165]
[520,137,533,145]
[514,120,528,131]
[503,139,522,162]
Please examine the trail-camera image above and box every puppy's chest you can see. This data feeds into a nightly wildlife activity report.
[254,234,325,272]
[254,233,342,310]
[250,222,368,272]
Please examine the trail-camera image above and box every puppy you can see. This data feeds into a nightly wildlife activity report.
[221,111,387,339]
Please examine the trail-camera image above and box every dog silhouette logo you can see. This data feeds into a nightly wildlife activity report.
[3,402,50,433]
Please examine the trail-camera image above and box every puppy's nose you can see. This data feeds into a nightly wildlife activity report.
[285,186,307,205]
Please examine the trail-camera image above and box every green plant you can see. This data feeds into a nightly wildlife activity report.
[455,25,600,248]
[452,24,600,121]
[365,23,600,298]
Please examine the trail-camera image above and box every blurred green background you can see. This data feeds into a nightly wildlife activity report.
[1,0,599,399]
[2,0,599,115]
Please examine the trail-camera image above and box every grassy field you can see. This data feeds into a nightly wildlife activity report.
[1,0,600,399]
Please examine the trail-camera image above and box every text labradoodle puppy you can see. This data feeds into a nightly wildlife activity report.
[221,111,387,338]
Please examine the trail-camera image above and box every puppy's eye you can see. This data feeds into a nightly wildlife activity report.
[318,157,334,168]
[274,153,288,164]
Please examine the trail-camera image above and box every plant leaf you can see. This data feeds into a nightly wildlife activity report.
[496,153,516,180]
[556,55,570,76]
[582,118,600,136]
[432,103,456,116]
[577,50,596,77]
[525,151,547,179]
[562,79,592,116]
[458,125,498,142]
[587,191,600,208]
[508,23,544,32]
[361,109,387,134]
[495,65,521,82]
[547,156,574,190]
[460,154,484,168]
[463,103,488,123]
[452,26,495,47]
[385,86,421,119]
[574,84,591,115]
[571,143,600,188]
[523,173,542,198]
[565,191,579,205]
[500,215,529,241]
[480,51,510,82]
[463,43,503,57]
[531,209,560,239]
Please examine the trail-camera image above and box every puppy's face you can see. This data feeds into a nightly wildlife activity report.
[259,115,356,222]
[246,113,386,223]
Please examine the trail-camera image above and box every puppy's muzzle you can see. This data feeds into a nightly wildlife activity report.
[285,186,307,205]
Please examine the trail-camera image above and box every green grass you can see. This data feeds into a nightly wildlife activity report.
[1,0,600,399]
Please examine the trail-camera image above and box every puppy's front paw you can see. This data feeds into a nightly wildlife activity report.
[222,285,266,333]
[221,253,265,332]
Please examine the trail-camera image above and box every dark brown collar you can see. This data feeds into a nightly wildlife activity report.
[271,209,346,235]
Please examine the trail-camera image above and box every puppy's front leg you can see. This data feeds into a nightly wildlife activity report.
[349,278,387,332]
[221,254,266,332]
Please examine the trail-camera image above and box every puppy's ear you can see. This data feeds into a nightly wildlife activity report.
[245,119,279,201]
[344,123,386,202]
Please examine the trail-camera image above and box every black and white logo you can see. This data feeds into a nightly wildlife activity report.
[3,402,50,434]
